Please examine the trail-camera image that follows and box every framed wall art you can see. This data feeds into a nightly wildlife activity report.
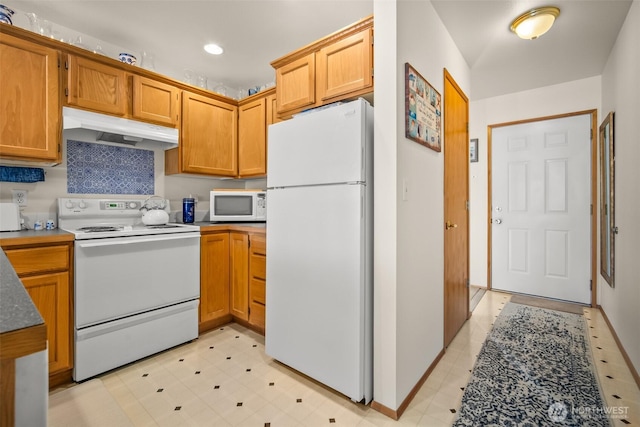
[470,138,478,162]
[405,63,441,152]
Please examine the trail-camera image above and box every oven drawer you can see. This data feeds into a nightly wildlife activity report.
[4,245,70,276]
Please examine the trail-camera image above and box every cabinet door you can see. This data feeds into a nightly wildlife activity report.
[316,28,373,101]
[181,91,238,176]
[248,234,266,330]
[229,232,249,321]
[132,75,180,127]
[200,233,230,324]
[275,53,315,115]
[66,55,127,116]
[22,272,71,374]
[238,97,266,177]
[0,33,60,162]
[265,92,282,126]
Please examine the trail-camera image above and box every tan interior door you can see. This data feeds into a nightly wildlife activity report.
[443,69,470,347]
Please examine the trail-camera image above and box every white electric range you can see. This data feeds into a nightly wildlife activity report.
[58,197,201,382]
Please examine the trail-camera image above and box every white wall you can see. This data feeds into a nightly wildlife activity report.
[373,0,470,411]
[599,0,640,376]
[469,76,602,288]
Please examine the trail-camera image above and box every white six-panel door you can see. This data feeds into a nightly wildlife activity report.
[491,114,591,304]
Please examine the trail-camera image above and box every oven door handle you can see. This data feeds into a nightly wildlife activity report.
[76,233,200,248]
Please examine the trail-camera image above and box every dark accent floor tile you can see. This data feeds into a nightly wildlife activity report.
[269,382,275,386]
[265,423,271,427]
[620,419,630,424]
[142,373,148,377]
[606,375,614,379]
[195,371,201,374]
[157,388,163,393]
[175,406,181,411]
[179,359,184,362]
[246,368,252,372]
[613,394,621,399]
[237,402,243,407]
[296,398,302,403]
[450,408,457,413]
[329,418,336,423]
[227,357,231,360]
[214,385,220,389]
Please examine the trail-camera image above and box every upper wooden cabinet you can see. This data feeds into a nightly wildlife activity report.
[317,28,373,102]
[275,54,316,114]
[238,94,268,178]
[0,32,61,163]
[132,75,180,127]
[66,55,127,116]
[272,15,373,117]
[166,91,238,177]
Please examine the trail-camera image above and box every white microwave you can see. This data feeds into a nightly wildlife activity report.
[210,190,266,222]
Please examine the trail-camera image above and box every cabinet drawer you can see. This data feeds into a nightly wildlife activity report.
[4,245,70,276]
[250,278,265,304]
[249,301,265,329]
[249,254,265,280]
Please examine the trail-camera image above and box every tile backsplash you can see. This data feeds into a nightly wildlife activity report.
[67,140,154,194]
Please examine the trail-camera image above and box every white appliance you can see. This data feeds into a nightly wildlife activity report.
[265,99,373,403]
[209,190,266,222]
[62,106,179,149]
[58,197,200,381]
[0,202,21,231]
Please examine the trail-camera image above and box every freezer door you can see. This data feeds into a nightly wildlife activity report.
[266,184,371,402]
[267,99,371,187]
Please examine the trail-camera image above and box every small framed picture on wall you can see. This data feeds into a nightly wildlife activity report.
[470,138,478,162]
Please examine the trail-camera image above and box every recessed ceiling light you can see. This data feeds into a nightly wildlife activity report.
[204,43,224,55]
[510,6,560,40]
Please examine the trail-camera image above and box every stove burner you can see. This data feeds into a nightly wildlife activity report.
[77,226,122,233]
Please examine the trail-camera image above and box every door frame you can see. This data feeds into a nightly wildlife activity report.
[443,69,470,347]
[486,110,598,307]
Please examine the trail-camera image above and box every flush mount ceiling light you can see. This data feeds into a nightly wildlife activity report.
[510,6,560,40]
[204,43,224,55]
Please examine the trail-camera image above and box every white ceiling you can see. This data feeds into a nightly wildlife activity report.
[7,0,633,100]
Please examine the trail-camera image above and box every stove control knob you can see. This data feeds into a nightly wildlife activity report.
[65,200,75,209]
[78,200,87,209]
[128,202,138,209]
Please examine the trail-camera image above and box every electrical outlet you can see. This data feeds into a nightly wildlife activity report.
[12,189,28,206]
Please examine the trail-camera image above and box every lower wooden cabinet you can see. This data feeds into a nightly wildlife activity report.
[200,232,231,329]
[248,234,266,331]
[200,229,266,334]
[229,232,249,321]
[2,242,73,385]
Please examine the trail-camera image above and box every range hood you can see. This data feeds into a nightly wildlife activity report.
[62,107,179,149]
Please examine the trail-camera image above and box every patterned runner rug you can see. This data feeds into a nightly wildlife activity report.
[453,302,612,426]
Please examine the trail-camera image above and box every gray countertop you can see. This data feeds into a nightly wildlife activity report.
[0,250,44,334]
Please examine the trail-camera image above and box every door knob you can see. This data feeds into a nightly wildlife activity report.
[494,218,502,224]
[445,221,458,230]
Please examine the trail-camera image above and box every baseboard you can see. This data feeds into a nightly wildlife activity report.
[598,305,640,388]
[371,348,445,420]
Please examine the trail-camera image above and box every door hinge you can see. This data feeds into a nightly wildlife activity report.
[466,278,470,288]
[590,279,592,291]
[64,60,68,70]
[466,200,469,210]
[371,67,374,78]
[591,129,593,140]
[65,88,69,96]
[590,204,593,215]
[57,58,60,68]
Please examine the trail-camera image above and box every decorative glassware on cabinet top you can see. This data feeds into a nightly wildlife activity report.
[0,4,14,25]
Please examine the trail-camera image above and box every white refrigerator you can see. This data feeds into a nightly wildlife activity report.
[266,98,373,403]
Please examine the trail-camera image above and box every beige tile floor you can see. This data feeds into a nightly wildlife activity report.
[49,291,639,426]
